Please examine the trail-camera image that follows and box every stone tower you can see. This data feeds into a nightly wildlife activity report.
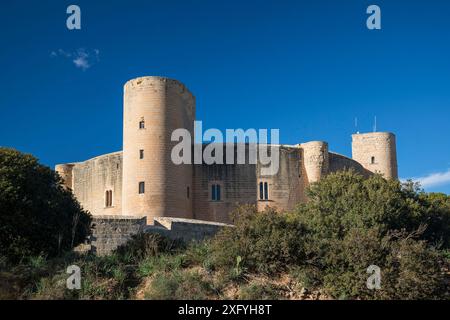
[122,76,195,223]
[300,141,329,184]
[351,132,398,179]
[55,163,74,190]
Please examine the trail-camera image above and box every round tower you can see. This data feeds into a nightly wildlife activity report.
[351,132,398,179]
[55,164,74,190]
[300,141,329,184]
[122,76,195,223]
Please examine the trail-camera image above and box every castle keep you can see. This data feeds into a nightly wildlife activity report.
[56,76,398,225]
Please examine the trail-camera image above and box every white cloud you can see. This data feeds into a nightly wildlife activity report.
[50,48,100,71]
[405,169,450,188]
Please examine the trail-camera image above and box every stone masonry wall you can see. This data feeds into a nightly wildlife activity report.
[86,216,230,256]
[57,151,123,216]
[149,217,232,242]
[89,215,146,256]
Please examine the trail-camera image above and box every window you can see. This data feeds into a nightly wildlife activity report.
[139,120,145,129]
[105,190,113,207]
[259,182,269,200]
[211,184,221,201]
[187,186,190,199]
[139,181,145,194]
[139,149,144,159]
[371,156,375,164]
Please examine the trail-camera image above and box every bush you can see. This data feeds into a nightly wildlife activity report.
[210,205,306,274]
[138,253,186,277]
[292,170,447,299]
[114,233,179,264]
[0,148,91,263]
[239,282,282,300]
[144,270,215,300]
[29,253,138,300]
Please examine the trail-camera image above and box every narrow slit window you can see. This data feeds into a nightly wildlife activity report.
[264,182,268,200]
[139,149,144,159]
[105,190,113,207]
[187,186,190,199]
[211,185,216,201]
[259,182,264,200]
[371,156,375,164]
[211,184,221,201]
[139,181,145,194]
[216,185,221,201]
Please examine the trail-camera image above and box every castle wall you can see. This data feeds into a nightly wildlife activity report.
[122,77,195,223]
[256,145,304,211]
[328,152,372,177]
[193,144,304,223]
[55,77,398,227]
[55,163,74,190]
[352,132,398,179]
[68,151,123,216]
[193,144,257,224]
[89,215,146,256]
[58,144,378,222]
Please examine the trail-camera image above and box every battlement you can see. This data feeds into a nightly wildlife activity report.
[124,76,195,98]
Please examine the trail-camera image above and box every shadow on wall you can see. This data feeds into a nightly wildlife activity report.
[76,215,232,256]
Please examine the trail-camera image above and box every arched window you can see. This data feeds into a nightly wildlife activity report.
[105,190,113,207]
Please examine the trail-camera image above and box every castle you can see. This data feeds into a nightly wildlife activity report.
[56,76,398,225]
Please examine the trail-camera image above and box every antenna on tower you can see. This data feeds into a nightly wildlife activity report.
[355,117,359,134]
[373,116,377,132]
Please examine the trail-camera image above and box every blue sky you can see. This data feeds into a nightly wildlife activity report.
[0,0,449,193]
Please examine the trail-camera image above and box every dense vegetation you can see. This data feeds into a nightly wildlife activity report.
[0,148,91,263]
[0,161,449,300]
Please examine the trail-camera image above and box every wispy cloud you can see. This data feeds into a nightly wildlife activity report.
[405,169,450,188]
[50,48,100,71]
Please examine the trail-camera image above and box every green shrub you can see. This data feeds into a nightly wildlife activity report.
[144,270,215,300]
[115,233,179,264]
[138,253,186,277]
[210,205,306,274]
[289,266,321,290]
[292,170,448,299]
[239,282,282,300]
[0,148,91,263]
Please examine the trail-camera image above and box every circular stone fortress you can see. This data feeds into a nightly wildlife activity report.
[56,76,398,226]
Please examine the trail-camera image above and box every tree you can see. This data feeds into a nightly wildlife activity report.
[291,170,448,299]
[0,148,91,263]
